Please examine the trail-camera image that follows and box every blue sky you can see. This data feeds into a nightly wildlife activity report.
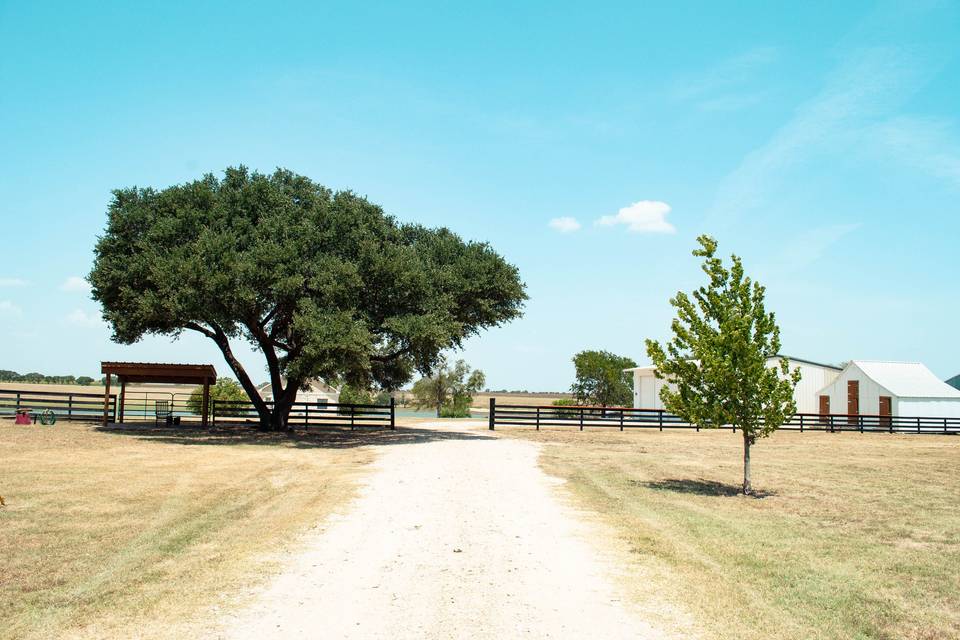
[1,1,959,390]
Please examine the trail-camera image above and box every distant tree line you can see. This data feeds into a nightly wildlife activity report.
[0,370,98,386]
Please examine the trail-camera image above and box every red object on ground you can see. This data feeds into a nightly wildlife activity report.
[14,409,32,425]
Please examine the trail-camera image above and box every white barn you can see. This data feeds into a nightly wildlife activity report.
[257,378,340,405]
[816,361,960,418]
[626,355,842,414]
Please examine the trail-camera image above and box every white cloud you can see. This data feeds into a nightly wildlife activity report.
[0,277,27,287]
[596,201,676,234]
[867,116,960,188]
[0,300,22,316]
[707,44,940,229]
[547,216,581,233]
[61,276,92,293]
[670,47,778,112]
[779,223,862,272]
[66,308,106,328]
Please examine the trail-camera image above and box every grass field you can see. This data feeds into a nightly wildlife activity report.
[503,427,960,640]
[0,420,375,640]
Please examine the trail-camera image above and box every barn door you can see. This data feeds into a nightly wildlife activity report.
[819,395,830,425]
[847,380,859,426]
[879,396,892,430]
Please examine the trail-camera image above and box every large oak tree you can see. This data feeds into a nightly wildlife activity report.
[90,167,526,430]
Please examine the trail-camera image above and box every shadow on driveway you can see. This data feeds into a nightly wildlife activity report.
[94,422,494,450]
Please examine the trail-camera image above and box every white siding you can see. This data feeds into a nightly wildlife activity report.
[632,370,675,410]
[898,398,960,418]
[631,357,838,413]
[819,363,894,416]
[777,360,840,413]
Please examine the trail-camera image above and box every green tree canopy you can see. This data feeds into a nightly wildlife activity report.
[409,357,485,417]
[90,167,526,430]
[187,377,248,416]
[646,235,800,494]
[570,350,637,407]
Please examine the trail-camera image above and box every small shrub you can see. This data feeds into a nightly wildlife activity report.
[552,397,580,419]
[189,378,248,416]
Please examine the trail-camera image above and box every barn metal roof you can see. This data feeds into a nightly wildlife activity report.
[852,361,960,399]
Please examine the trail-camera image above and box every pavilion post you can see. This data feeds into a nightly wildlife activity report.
[118,378,126,423]
[201,377,211,427]
[102,374,112,426]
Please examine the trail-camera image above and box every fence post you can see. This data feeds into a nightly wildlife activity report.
[68,394,73,420]
[860,415,863,434]
[799,414,804,432]
[619,409,624,431]
[305,403,310,429]
[15,392,20,412]
[488,398,495,430]
[390,396,396,430]
[350,404,355,430]
[211,400,216,427]
[536,406,540,431]
[917,416,921,434]
[944,417,948,435]
[579,407,584,431]
[658,410,663,432]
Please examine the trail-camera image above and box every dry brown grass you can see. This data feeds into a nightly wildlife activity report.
[0,420,376,640]
[501,427,960,640]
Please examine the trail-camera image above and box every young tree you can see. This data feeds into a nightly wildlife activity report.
[410,358,485,417]
[570,350,637,407]
[90,167,526,431]
[646,235,800,495]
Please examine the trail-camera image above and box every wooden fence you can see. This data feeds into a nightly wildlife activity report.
[0,388,116,422]
[212,398,395,430]
[487,399,960,435]
[1,388,395,429]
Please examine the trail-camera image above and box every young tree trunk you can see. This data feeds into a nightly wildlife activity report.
[742,430,752,495]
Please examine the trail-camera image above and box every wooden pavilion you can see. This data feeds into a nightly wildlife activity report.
[100,362,217,426]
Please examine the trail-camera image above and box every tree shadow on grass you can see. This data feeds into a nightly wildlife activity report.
[639,478,776,499]
[93,423,495,450]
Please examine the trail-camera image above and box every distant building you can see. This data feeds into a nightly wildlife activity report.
[257,378,340,405]
[817,361,960,418]
[625,355,841,414]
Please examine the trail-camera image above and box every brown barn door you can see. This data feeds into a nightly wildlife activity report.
[819,395,830,425]
[847,380,860,426]
[879,396,892,431]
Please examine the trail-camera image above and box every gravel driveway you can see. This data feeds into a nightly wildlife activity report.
[217,423,674,639]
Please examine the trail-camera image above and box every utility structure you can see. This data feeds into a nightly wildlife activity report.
[100,362,217,426]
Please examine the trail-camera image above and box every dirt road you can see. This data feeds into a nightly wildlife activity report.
[217,423,675,639]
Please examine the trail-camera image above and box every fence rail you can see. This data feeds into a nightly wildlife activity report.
[487,399,960,435]
[2,388,395,429]
[212,398,395,430]
[0,388,117,422]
